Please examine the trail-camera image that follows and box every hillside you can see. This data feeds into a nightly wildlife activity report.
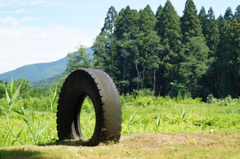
[32,71,67,87]
[0,57,67,83]
[0,47,93,85]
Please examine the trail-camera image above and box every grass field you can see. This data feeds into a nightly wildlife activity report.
[0,95,240,158]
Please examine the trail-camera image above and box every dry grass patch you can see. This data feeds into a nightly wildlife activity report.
[0,132,240,159]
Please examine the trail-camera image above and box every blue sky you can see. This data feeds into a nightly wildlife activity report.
[0,0,239,74]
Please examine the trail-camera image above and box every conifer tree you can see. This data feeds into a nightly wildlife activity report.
[157,0,182,96]
[224,7,234,20]
[115,6,139,40]
[216,8,235,97]
[92,32,107,69]
[92,6,118,78]
[155,5,163,35]
[235,5,240,22]
[139,5,156,34]
[179,37,209,97]
[217,15,228,49]
[180,0,209,97]
[181,0,204,43]
[143,31,161,92]
[218,7,234,53]
[156,5,163,19]
[200,7,220,97]
[199,6,208,36]
[137,5,156,89]
[218,19,240,97]
[114,6,139,93]
[101,6,118,34]
[205,7,219,56]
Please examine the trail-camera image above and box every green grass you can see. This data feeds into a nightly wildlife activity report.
[0,111,57,147]
[0,95,239,147]
[0,95,240,158]
[80,96,96,139]
[121,95,240,134]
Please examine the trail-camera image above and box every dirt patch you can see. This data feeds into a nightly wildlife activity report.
[119,132,240,148]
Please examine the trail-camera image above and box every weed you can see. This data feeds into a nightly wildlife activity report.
[49,87,58,112]
[154,116,161,132]
[1,79,23,123]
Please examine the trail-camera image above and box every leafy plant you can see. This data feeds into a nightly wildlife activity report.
[1,79,23,122]
[154,116,161,132]
[49,87,58,112]
[207,94,217,103]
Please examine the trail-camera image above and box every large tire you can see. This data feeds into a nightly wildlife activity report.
[56,68,122,146]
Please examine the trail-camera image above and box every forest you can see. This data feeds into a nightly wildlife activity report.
[1,0,239,99]
[88,0,240,99]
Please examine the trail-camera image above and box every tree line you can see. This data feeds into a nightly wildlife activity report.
[67,0,240,99]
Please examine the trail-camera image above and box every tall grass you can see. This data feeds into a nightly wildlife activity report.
[0,87,240,147]
[49,87,58,112]
[78,96,96,138]
[121,94,240,134]
[0,79,57,147]
[0,79,23,123]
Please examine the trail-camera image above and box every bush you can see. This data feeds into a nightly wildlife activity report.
[132,89,155,97]
[207,94,217,103]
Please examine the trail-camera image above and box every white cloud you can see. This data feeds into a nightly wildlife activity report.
[1,8,35,14]
[14,8,29,13]
[0,16,19,26]
[0,0,63,7]
[0,16,44,26]
[0,25,96,73]
[28,0,62,6]
[20,16,38,21]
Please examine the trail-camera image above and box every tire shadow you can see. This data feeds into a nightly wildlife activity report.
[38,139,93,147]
[0,149,42,159]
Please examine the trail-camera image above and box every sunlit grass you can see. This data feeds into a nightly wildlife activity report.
[79,96,96,139]
[0,94,240,147]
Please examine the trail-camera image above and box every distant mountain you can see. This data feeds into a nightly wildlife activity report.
[0,57,68,83]
[32,72,67,88]
[0,47,93,85]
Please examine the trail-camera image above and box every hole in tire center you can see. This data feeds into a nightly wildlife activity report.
[80,96,96,139]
